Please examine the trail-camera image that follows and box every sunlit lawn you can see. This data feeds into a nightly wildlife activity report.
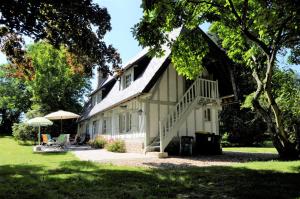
[1,136,300,199]
[223,147,278,154]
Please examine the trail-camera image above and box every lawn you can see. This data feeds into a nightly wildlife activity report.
[223,147,278,154]
[1,137,300,199]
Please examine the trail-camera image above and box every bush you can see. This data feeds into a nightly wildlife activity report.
[221,132,234,147]
[88,136,107,149]
[12,123,36,144]
[105,139,126,153]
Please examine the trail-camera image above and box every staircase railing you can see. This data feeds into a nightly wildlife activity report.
[159,77,219,152]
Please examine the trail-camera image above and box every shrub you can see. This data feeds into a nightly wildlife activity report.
[221,132,233,147]
[88,136,107,149]
[106,139,126,153]
[12,123,36,144]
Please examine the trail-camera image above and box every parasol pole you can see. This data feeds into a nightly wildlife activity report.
[38,126,41,145]
[60,117,63,134]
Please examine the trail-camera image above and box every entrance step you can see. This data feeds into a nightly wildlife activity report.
[145,151,168,158]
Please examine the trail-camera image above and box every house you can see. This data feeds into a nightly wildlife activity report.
[77,28,236,156]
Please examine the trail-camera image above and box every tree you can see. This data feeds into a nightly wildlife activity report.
[220,64,268,146]
[0,65,31,134]
[24,42,91,114]
[1,42,91,135]
[273,69,300,132]
[0,0,121,79]
[133,0,300,159]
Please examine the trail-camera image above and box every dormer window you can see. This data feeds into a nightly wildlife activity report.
[124,73,132,88]
[92,96,96,107]
[120,69,133,90]
[97,91,102,103]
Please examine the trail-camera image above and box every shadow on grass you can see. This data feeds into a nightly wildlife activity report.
[36,151,69,156]
[0,160,300,199]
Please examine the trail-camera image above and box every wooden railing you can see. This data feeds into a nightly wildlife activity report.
[159,77,219,152]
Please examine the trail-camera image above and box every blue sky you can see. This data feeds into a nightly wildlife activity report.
[0,1,298,81]
[0,0,143,66]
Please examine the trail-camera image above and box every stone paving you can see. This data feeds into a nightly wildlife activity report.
[73,149,278,169]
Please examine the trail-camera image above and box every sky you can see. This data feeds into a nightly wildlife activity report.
[0,1,143,65]
[0,1,298,87]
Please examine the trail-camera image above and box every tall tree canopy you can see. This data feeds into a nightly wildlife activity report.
[0,42,91,134]
[0,65,31,134]
[0,0,121,79]
[133,0,300,159]
[25,42,91,113]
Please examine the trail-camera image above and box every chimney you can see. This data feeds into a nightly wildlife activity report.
[97,68,108,89]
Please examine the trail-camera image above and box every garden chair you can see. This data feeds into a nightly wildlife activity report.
[41,134,48,145]
[53,134,68,148]
[41,134,55,146]
[42,134,55,145]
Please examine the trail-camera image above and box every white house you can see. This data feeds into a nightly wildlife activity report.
[77,28,235,155]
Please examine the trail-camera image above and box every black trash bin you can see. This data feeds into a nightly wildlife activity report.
[195,133,222,155]
[180,136,194,156]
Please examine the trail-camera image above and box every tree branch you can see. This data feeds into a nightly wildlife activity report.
[227,0,270,56]
[186,0,222,7]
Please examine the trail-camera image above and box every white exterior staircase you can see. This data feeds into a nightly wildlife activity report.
[145,77,219,153]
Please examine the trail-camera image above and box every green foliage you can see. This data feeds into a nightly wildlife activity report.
[171,29,208,79]
[88,136,107,149]
[221,132,233,147]
[0,65,31,134]
[0,0,121,76]
[273,69,300,119]
[220,104,268,146]
[25,104,44,120]
[12,123,36,143]
[134,0,300,158]
[1,42,91,135]
[106,139,126,153]
[25,42,91,113]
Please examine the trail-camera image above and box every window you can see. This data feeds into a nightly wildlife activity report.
[126,112,132,132]
[119,113,132,133]
[124,73,132,88]
[92,96,96,107]
[119,114,126,133]
[92,121,98,136]
[102,119,107,134]
[204,108,211,121]
[97,91,102,104]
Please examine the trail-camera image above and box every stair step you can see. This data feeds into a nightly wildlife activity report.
[150,141,160,146]
[145,152,160,157]
[147,145,160,152]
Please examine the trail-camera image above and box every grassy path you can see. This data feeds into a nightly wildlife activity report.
[1,137,300,199]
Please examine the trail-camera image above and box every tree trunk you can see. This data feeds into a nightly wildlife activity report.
[251,64,299,159]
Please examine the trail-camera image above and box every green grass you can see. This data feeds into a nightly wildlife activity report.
[223,147,278,153]
[1,136,300,199]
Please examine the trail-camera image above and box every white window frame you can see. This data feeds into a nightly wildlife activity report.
[204,108,211,121]
[126,112,132,132]
[124,73,132,88]
[102,119,107,134]
[92,120,98,137]
[97,91,102,104]
[92,96,96,107]
[119,112,132,133]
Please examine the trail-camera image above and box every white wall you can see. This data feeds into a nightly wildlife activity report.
[147,63,221,142]
[78,63,221,144]
[83,99,146,141]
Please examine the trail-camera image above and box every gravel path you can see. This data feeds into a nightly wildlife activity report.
[73,149,278,169]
